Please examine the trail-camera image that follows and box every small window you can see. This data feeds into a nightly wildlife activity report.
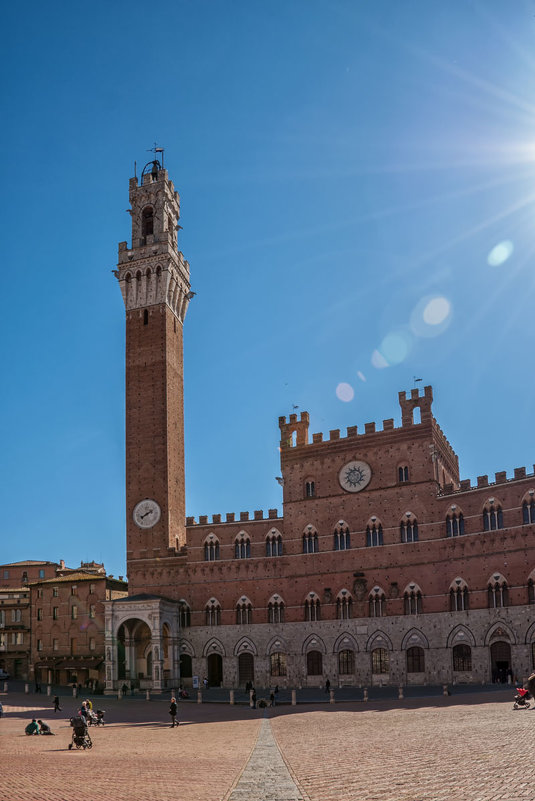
[89,584,95,595]
[71,586,77,596]
[2,570,8,579]
[38,569,45,579]
[37,589,43,599]
[53,607,58,620]
[37,639,43,651]
[53,587,59,597]
[398,466,409,482]
[22,572,28,583]
[143,309,149,325]
[305,480,315,498]
[89,605,96,619]
[89,637,96,651]
[446,512,465,537]
[528,579,535,605]
[71,606,78,620]
[37,608,43,621]
[53,638,59,651]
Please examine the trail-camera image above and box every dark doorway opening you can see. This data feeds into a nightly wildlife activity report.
[238,652,254,686]
[207,653,223,687]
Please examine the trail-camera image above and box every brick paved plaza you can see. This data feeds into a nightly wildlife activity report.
[0,688,532,801]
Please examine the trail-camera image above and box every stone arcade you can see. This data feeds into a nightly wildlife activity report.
[104,158,535,693]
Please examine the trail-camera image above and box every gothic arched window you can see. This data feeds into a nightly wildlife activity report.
[303,527,319,554]
[265,530,283,557]
[235,534,251,559]
[369,587,386,617]
[523,498,535,524]
[483,501,503,531]
[236,598,252,625]
[336,591,352,620]
[366,521,383,547]
[204,537,220,561]
[334,521,350,551]
[446,511,465,537]
[400,515,419,543]
[304,593,321,622]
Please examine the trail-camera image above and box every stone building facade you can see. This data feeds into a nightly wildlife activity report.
[31,566,127,688]
[105,159,535,692]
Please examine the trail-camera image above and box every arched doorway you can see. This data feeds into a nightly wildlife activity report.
[180,654,192,680]
[490,641,511,683]
[238,652,254,686]
[117,619,152,687]
[207,653,223,687]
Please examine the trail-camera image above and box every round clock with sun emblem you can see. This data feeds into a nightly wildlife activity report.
[338,460,372,493]
[133,498,161,529]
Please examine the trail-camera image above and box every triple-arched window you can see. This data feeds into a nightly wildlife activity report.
[446,511,465,537]
[266,530,283,557]
[235,533,251,559]
[483,500,503,531]
[449,579,469,611]
[334,522,350,551]
[366,520,383,547]
[179,601,191,628]
[236,598,252,625]
[404,584,423,614]
[369,587,386,617]
[401,515,419,543]
[487,574,508,608]
[303,527,319,554]
[204,536,220,561]
[205,599,221,626]
[268,596,285,624]
[336,590,352,620]
[304,593,321,622]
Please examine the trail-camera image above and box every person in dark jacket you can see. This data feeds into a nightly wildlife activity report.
[25,719,40,735]
[169,697,179,727]
[37,719,54,735]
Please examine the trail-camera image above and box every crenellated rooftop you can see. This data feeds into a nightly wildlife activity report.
[440,465,535,495]
[186,509,280,527]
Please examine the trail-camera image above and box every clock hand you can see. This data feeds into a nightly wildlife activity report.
[140,510,153,519]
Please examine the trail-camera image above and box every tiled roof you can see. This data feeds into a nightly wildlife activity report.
[0,560,57,567]
[35,572,127,585]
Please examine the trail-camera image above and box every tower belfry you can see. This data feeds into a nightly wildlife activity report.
[116,157,191,577]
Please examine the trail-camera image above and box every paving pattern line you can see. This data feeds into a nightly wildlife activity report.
[224,715,309,801]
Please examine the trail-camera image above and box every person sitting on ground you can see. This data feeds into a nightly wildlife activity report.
[25,719,40,735]
[37,719,54,735]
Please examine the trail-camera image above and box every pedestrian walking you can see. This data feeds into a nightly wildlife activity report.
[270,692,275,707]
[53,696,61,713]
[252,688,257,709]
[169,697,179,727]
[325,678,331,693]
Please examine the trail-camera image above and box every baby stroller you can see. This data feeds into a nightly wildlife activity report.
[89,709,105,726]
[68,716,93,749]
[513,687,531,709]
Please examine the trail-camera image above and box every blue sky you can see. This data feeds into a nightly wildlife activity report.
[1,1,535,577]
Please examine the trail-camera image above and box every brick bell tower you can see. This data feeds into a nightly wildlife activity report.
[116,156,191,575]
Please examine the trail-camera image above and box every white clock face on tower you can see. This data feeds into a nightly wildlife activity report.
[338,460,372,493]
[133,499,161,529]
